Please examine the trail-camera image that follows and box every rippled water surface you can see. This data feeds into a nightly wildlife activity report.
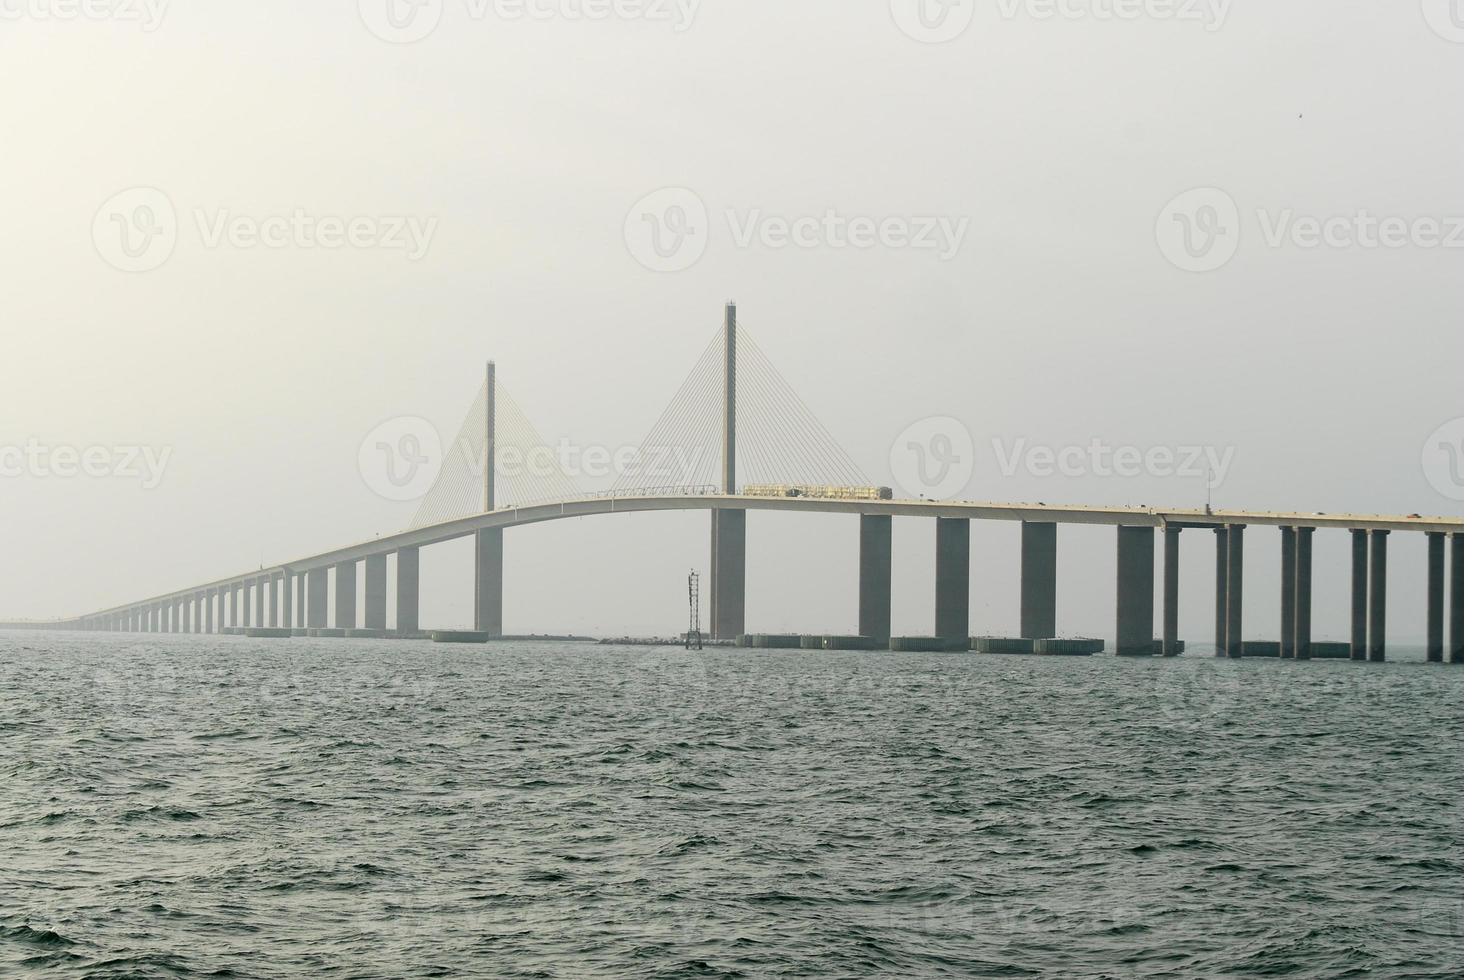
[2,633,1462,978]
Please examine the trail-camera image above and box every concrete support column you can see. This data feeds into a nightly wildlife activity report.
[1280,527,1297,659]
[282,572,294,630]
[1214,527,1229,656]
[1020,522,1057,640]
[1163,527,1181,656]
[307,569,328,629]
[858,515,892,644]
[474,529,504,637]
[1427,533,1446,663]
[234,587,244,630]
[1452,535,1464,664]
[1368,530,1389,663]
[204,590,214,634]
[1226,525,1245,659]
[1350,530,1368,660]
[295,574,305,630]
[710,510,747,641]
[1115,526,1156,656]
[364,555,388,631]
[934,518,970,641]
[267,575,279,628]
[1295,528,1314,661]
[335,561,357,630]
[397,547,420,635]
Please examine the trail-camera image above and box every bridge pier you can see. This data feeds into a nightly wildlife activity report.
[1427,533,1445,663]
[710,510,746,640]
[1021,522,1057,640]
[1369,530,1389,662]
[1214,527,1229,656]
[1115,526,1155,656]
[281,573,293,631]
[234,586,245,631]
[1350,530,1368,660]
[934,518,970,642]
[397,547,420,635]
[307,569,328,629]
[475,529,504,637]
[1280,528,1297,659]
[336,561,357,630]
[1295,528,1314,660]
[365,555,388,631]
[1453,535,1464,664]
[859,515,892,644]
[1226,525,1245,659]
[205,589,215,634]
[1162,527,1181,656]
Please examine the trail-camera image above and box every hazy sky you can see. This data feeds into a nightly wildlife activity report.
[3,1,1463,642]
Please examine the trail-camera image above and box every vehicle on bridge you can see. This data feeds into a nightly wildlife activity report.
[743,484,895,501]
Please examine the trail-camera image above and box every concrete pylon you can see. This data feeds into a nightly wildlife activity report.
[859,515,892,644]
[364,555,388,632]
[1021,522,1057,640]
[1214,527,1229,656]
[710,301,746,641]
[1115,526,1155,656]
[1427,533,1445,663]
[336,561,357,630]
[1225,525,1245,659]
[1368,530,1389,662]
[475,529,503,637]
[1280,528,1297,659]
[1350,530,1368,660]
[307,569,328,629]
[1295,528,1314,660]
[934,518,970,642]
[1452,535,1464,664]
[397,547,420,635]
[1162,527,1181,656]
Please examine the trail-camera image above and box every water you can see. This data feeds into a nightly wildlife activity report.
[2,634,1462,978]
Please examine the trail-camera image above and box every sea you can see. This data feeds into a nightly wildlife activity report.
[2,633,1461,978]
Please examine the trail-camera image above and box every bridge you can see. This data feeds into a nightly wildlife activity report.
[14,303,1464,663]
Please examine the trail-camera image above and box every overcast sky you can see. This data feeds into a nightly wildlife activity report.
[2,1,1462,643]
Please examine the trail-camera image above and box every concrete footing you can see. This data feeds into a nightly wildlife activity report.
[1035,639,1105,656]
[821,636,881,651]
[345,629,390,639]
[743,634,803,649]
[973,637,1037,655]
[891,636,968,653]
[245,628,293,639]
[431,631,492,644]
[308,628,347,638]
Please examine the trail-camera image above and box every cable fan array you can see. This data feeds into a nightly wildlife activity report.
[407,379,585,531]
[608,321,871,495]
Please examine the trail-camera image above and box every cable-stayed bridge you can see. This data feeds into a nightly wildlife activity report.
[17,303,1464,663]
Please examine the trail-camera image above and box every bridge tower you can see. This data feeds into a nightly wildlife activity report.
[475,359,505,637]
[710,301,747,640]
